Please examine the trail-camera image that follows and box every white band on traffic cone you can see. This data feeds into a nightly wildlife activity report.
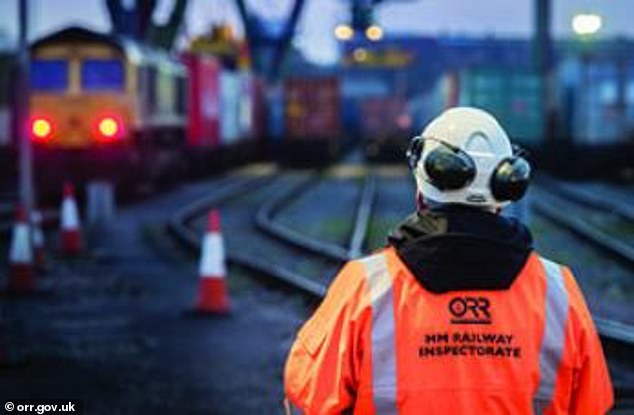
[62,197,80,230]
[198,233,227,279]
[10,222,33,264]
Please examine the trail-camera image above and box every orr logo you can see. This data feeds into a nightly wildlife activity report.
[449,296,492,325]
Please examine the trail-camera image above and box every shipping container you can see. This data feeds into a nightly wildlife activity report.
[183,55,259,174]
[284,77,341,140]
[409,93,441,132]
[219,71,241,144]
[340,74,392,139]
[423,69,544,147]
[341,75,391,99]
[557,58,634,144]
[281,77,343,165]
[427,63,634,177]
[183,54,221,148]
[237,71,254,140]
[360,96,410,139]
[551,57,634,178]
[361,96,413,162]
[455,68,544,146]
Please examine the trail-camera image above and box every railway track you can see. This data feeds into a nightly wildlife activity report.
[169,172,338,297]
[255,172,376,262]
[169,166,379,296]
[531,180,634,398]
[532,180,634,267]
[537,176,634,226]
[168,169,634,408]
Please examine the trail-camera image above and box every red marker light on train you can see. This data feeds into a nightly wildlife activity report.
[95,116,124,141]
[31,118,53,140]
[98,117,119,138]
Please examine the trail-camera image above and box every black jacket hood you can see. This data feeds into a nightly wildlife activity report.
[388,205,534,293]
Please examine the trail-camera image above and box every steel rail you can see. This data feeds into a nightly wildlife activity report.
[538,177,634,223]
[167,174,328,298]
[255,173,377,262]
[532,196,634,267]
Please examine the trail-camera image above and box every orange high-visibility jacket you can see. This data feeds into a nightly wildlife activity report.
[284,247,613,414]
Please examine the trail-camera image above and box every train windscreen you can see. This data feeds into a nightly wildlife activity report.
[81,59,125,92]
[30,59,69,92]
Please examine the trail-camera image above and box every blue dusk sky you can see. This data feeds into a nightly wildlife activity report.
[0,0,630,63]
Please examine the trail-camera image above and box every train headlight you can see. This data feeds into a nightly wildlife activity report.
[31,118,53,140]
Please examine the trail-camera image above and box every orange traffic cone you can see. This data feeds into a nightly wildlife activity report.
[60,183,83,255]
[8,205,34,293]
[31,210,46,269]
[194,210,230,314]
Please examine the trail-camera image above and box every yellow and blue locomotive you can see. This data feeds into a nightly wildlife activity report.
[30,26,187,193]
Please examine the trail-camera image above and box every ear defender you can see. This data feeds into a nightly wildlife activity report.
[406,136,476,191]
[423,143,476,191]
[407,136,532,202]
[490,155,531,202]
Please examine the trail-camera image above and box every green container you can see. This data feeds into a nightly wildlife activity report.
[458,68,544,145]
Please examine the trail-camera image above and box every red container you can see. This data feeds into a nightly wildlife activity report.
[183,54,221,148]
[284,77,341,140]
[360,96,410,140]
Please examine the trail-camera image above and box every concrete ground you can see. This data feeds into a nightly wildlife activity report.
[0,176,308,414]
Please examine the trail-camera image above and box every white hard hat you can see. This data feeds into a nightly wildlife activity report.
[408,107,530,209]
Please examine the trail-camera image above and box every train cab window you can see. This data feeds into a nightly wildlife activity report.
[81,59,125,92]
[30,60,69,92]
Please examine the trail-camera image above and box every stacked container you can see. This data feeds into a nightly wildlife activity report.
[284,77,341,140]
[282,77,342,164]
[219,71,241,145]
[455,68,544,147]
[558,57,634,144]
[183,54,221,149]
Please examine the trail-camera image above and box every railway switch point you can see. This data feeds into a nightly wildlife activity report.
[8,205,35,294]
[193,209,231,314]
[60,183,83,255]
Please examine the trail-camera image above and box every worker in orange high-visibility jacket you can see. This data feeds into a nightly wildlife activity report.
[284,107,613,415]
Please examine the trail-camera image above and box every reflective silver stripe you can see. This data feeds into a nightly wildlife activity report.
[534,258,570,414]
[360,253,398,415]
[283,397,303,415]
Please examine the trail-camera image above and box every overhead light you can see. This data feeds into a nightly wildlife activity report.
[334,24,354,41]
[353,48,369,62]
[572,13,602,36]
[366,25,383,41]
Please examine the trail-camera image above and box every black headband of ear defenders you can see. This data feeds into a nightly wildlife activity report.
[406,135,529,169]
